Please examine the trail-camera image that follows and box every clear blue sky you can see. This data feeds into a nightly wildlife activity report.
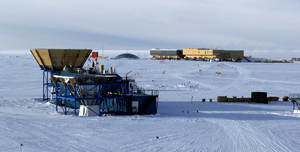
[1,0,299,58]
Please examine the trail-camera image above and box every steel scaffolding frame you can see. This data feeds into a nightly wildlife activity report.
[43,70,59,102]
[55,81,128,116]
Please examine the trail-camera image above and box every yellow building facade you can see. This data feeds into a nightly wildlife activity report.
[183,48,244,61]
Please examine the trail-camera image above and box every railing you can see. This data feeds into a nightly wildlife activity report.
[130,88,159,96]
[289,93,300,100]
[144,90,159,96]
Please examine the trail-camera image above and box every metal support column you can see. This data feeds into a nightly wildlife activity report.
[43,70,59,102]
[99,84,102,116]
[64,84,67,115]
[74,85,77,115]
[55,82,58,112]
[43,70,48,101]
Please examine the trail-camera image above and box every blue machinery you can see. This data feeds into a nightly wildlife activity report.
[31,49,158,116]
[52,73,158,116]
[55,78,128,116]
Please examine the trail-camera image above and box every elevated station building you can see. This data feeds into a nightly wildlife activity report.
[150,48,184,60]
[183,48,244,61]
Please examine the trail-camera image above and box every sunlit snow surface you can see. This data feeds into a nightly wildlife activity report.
[1,52,300,152]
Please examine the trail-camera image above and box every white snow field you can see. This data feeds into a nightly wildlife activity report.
[1,51,300,152]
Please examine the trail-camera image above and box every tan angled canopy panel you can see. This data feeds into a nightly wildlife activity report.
[30,49,92,71]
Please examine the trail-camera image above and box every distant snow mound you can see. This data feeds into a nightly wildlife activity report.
[114,53,139,59]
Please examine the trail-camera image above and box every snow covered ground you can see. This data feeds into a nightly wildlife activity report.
[1,51,300,152]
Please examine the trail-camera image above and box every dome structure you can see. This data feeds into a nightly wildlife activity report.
[114,53,140,59]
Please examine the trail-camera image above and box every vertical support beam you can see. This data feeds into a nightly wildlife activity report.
[56,81,58,112]
[99,84,102,116]
[47,71,49,101]
[64,84,67,115]
[123,84,126,115]
[43,70,54,102]
[43,70,49,101]
[43,71,45,101]
[74,84,77,115]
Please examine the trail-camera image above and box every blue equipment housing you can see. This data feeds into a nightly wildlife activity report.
[31,49,158,116]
